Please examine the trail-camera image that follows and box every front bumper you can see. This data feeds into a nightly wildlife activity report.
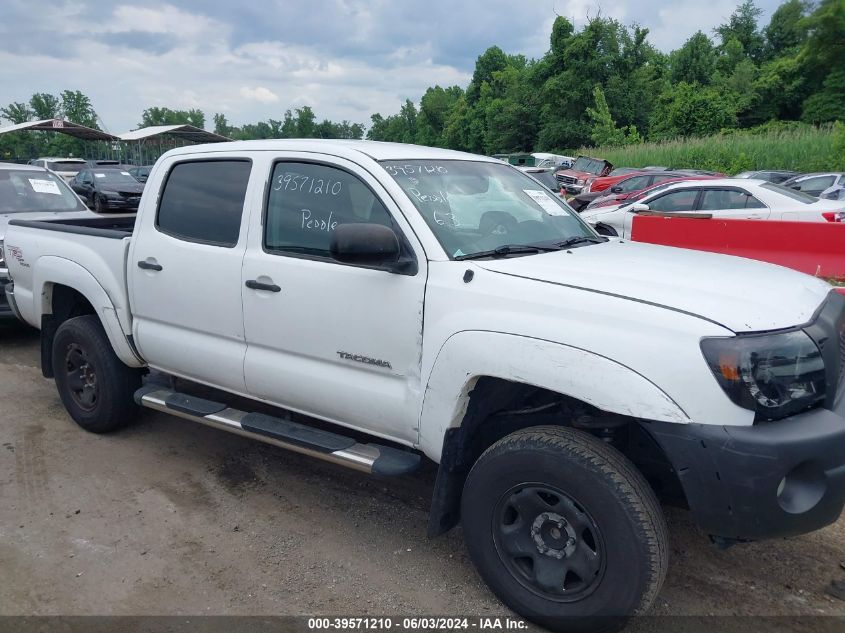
[3,280,22,321]
[643,394,845,541]
[103,198,140,210]
[1,276,14,318]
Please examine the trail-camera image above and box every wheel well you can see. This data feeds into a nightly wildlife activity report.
[40,284,97,378]
[427,376,684,537]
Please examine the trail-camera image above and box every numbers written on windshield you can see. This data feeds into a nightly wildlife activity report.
[383,164,448,177]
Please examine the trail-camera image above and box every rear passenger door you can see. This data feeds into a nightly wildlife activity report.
[697,187,770,220]
[128,156,256,393]
[240,155,427,443]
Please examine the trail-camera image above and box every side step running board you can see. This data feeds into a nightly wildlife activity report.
[134,386,421,476]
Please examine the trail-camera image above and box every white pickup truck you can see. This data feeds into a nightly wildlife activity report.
[5,140,845,631]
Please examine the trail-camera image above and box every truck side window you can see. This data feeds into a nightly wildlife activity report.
[264,162,395,258]
[156,160,251,247]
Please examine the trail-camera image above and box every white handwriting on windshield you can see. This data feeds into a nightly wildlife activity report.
[384,164,448,176]
[409,188,448,205]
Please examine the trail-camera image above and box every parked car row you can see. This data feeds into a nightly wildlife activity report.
[581,179,845,237]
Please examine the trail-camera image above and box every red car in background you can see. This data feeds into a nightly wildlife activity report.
[585,171,719,209]
[585,167,652,193]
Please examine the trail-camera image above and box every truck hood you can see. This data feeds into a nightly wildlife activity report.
[0,210,98,240]
[475,240,831,333]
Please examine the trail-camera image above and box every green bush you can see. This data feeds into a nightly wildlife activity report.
[571,123,839,173]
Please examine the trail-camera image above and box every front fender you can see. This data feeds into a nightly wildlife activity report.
[32,257,143,368]
[419,331,689,461]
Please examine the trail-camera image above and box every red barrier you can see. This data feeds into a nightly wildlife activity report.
[630,215,845,282]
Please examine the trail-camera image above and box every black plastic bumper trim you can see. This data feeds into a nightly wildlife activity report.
[641,396,845,540]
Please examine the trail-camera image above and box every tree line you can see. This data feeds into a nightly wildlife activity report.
[366,0,845,152]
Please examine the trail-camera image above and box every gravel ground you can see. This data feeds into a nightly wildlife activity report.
[1,320,845,628]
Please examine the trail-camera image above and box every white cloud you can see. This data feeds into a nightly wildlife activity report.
[239,86,280,103]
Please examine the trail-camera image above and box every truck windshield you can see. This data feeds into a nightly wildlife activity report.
[381,160,596,259]
[572,157,606,175]
[0,169,87,213]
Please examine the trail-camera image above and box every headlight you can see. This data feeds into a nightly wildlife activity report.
[701,331,826,421]
[102,190,121,198]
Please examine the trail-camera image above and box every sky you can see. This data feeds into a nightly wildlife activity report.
[0,0,784,134]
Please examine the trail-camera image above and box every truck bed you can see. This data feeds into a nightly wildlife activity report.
[5,215,136,337]
[8,215,136,239]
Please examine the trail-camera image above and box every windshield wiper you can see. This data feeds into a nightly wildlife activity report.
[454,244,559,261]
[553,235,608,249]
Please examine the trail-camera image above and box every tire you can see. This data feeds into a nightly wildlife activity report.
[52,315,141,433]
[461,426,668,633]
[94,195,106,213]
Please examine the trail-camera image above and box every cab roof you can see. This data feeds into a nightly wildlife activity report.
[162,139,498,163]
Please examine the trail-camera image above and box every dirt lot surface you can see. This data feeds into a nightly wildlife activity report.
[2,320,845,627]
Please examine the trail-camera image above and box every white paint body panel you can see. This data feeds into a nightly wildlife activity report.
[3,140,835,463]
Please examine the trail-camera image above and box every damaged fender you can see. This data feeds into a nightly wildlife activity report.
[418,330,689,461]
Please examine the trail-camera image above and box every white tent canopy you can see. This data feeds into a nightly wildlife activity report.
[0,118,118,141]
[117,125,230,144]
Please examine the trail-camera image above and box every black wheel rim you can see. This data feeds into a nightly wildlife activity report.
[492,483,605,602]
[65,343,98,411]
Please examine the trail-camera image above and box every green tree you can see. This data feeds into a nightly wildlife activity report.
[650,82,739,138]
[29,93,61,120]
[294,106,316,137]
[670,31,717,84]
[213,113,230,136]
[798,0,845,122]
[139,106,204,128]
[764,0,810,58]
[586,86,640,146]
[416,86,463,147]
[715,0,765,62]
[0,102,32,124]
[61,90,99,128]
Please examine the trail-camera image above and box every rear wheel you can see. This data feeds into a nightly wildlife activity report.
[52,315,141,433]
[461,426,667,633]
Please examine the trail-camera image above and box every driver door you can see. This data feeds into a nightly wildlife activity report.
[622,188,700,237]
[240,154,427,442]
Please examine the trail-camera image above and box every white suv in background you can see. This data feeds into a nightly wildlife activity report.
[30,157,87,183]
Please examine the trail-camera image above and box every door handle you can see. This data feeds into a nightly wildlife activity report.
[245,279,281,292]
[137,260,163,271]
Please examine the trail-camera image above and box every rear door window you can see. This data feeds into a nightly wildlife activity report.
[156,160,252,247]
[700,189,765,210]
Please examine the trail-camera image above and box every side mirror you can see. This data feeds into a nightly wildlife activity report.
[330,223,403,270]
[610,185,623,193]
[629,203,650,213]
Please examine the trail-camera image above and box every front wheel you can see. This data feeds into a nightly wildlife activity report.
[94,195,106,213]
[53,315,141,433]
[461,426,667,633]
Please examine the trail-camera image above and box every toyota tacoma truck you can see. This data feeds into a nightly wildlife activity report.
[4,140,845,631]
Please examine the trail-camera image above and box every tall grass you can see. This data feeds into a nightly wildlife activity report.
[574,123,844,174]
